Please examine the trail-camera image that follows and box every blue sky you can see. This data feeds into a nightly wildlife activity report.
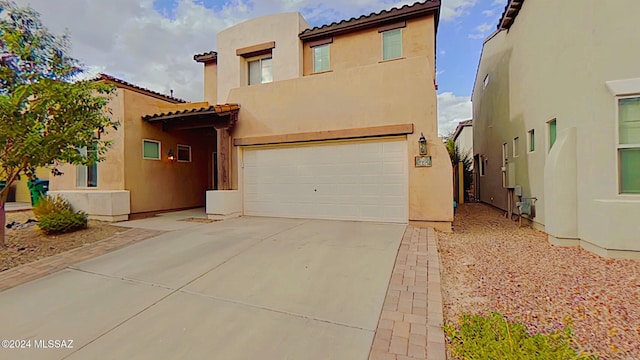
[18,0,508,135]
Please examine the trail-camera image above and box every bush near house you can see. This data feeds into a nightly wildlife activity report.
[444,312,598,359]
[33,195,87,234]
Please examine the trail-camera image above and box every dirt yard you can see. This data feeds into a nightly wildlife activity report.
[437,203,640,359]
[1,210,124,272]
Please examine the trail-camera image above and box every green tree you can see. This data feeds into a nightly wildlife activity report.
[0,0,116,247]
[444,132,473,201]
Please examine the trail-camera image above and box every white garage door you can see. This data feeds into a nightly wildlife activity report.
[242,139,408,223]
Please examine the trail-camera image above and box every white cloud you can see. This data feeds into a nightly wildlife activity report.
[482,9,495,17]
[440,0,477,21]
[468,22,494,39]
[437,92,472,136]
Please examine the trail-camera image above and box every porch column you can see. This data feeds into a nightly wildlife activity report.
[214,112,237,190]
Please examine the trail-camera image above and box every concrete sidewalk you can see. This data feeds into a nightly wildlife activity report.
[0,217,405,360]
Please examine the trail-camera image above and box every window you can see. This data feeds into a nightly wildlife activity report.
[479,155,485,176]
[248,57,272,85]
[548,119,557,150]
[76,145,97,188]
[483,74,489,89]
[382,28,402,61]
[527,129,536,152]
[177,144,191,162]
[143,139,161,160]
[618,97,640,193]
[313,44,330,73]
[513,137,520,157]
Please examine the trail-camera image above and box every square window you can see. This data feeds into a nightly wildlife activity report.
[548,119,557,150]
[382,29,402,61]
[313,44,330,73]
[620,148,640,193]
[143,139,160,160]
[177,144,191,162]
[248,57,272,85]
[528,129,536,152]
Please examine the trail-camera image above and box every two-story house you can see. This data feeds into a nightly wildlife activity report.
[51,1,452,229]
[473,0,640,258]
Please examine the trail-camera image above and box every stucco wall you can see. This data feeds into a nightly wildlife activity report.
[203,63,217,104]
[302,16,436,78]
[122,90,211,214]
[49,88,126,192]
[455,127,473,160]
[473,0,640,254]
[217,12,310,104]
[228,56,452,223]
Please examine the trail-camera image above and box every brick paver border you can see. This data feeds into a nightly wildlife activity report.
[369,226,446,360]
[0,228,164,292]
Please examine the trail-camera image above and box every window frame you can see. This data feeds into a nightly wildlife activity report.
[381,28,403,61]
[177,144,192,163]
[76,145,98,188]
[312,43,331,73]
[527,129,536,153]
[547,118,557,151]
[513,137,520,158]
[247,55,273,86]
[616,95,640,194]
[143,139,161,160]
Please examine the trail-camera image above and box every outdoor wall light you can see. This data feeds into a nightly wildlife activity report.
[419,132,427,155]
[167,149,175,162]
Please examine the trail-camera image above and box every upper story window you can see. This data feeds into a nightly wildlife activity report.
[248,57,272,85]
[618,97,640,193]
[236,41,276,86]
[313,44,330,73]
[382,28,402,61]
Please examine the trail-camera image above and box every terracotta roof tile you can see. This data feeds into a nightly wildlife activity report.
[96,73,187,103]
[299,0,440,41]
[142,104,240,121]
[498,0,524,30]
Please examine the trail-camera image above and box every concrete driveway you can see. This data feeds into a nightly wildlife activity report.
[0,217,404,360]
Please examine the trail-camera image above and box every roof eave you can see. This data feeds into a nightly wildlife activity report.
[299,1,440,41]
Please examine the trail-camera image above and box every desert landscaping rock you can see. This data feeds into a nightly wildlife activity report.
[1,210,123,271]
[437,203,640,359]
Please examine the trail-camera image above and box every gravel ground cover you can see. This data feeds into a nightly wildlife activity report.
[1,210,123,272]
[437,203,640,359]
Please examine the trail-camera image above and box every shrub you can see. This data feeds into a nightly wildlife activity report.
[32,195,73,218]
[444,312,597,360]
[34,195,88,234]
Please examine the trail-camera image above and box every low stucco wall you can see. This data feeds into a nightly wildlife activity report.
[206,190,241,218]
[48,190,130,222]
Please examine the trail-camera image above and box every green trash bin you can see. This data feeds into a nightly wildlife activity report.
[27,179,49,206]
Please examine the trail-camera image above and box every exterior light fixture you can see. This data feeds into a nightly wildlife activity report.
[419,132,427,155]
[167,149,175,161]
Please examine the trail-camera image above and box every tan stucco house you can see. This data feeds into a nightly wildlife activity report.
[472,0,640,258]
[49,74,216,220]
[51,0,453,229]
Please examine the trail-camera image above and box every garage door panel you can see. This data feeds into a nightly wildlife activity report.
[243,140,408,223]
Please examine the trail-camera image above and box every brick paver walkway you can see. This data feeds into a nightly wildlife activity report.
[0,228,164,292]
[369,226,446,360]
